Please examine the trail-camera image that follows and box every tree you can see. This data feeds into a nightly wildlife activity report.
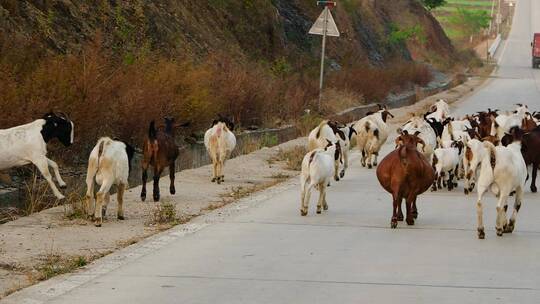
[420,0,447,11]
[449,8,491,43]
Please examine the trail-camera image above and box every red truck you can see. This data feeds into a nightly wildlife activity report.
[533,33,540,69]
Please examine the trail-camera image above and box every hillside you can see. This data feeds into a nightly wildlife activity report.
[0,0,454,65]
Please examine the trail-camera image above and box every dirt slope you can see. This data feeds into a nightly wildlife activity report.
[0,0,454,64]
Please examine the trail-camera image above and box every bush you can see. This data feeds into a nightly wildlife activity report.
[0,34,318,164]
[328,62,432,102]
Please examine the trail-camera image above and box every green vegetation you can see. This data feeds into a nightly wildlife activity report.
[433,0,493,45]
[449,8,491,43]
[420,0,447,11]
[387,24,427,46]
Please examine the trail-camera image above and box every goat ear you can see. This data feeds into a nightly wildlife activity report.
[414,131,421,137]
[402,130,409,135]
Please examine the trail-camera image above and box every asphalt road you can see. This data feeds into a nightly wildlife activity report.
[4,1,540,303]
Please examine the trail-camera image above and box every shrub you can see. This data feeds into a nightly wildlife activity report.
[328,62,432,102]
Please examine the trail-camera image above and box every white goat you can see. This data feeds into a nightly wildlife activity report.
[425,99,450,122]
[85,137,134,227]
[353,107,393,168]
[0,113,74,199]
[491,104,529,140]
[300,140,342,216]
[432,140,464,191]
[474,137,527,239]
[308,120,346,180]
[204,121,236,184]
[440,119,472,148]
[400,115,437,163]
[463,139,486,195]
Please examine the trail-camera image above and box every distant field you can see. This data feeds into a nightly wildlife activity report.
[434,0,494,43]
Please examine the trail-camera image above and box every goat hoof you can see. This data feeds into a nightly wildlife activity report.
[397,214,404,221]
[531,187,537,193]
[323,205,328,211]
[340,171,345,178]
[300,209,307,216]
[59,184,67,189]
[390,220,398,229]
[477,228,485,239]
[412,212,418,219]
[496,228,504,236]
[504,222,514,233]
[140,192,146,202]
[316,210,322,214]
[406,219,415,226]
[170,187,176,195]
[211,178,216,183]
[464,189,469,195]
[367,165,372,169]
[94,222,102,228]
[118,215,125,220]
[153,194,160,202]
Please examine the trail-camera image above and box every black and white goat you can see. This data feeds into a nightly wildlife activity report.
[308,120,347,180]
[300,140,343,216]
[0,112,74,199]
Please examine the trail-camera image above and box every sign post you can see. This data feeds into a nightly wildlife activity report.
[309,1,339,111]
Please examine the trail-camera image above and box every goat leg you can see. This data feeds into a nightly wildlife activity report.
[169,162,176,195]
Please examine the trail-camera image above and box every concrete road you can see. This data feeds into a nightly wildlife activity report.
[4,1,540,303]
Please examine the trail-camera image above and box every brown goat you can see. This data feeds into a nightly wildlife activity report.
[377,131,435,228]
[476,111,496,138]
[141,118,179,202]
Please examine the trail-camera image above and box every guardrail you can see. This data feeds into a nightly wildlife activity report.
[488,34,502,59]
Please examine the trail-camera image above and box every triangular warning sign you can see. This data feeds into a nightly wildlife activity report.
[309,8,340,37]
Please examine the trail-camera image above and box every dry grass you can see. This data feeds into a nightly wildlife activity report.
[32,254,88,282]
[146,201,177,226]
[323,88,366,113]
[272,146,308,171]
[22,170,62,216]
[0,207,19,224]
[0,35,319,161]
[329,62,433,102]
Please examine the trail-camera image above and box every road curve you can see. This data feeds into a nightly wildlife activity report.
[3,1,540,303]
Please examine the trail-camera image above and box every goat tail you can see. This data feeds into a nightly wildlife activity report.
[96,138,111,170]
[483,141,497,170]
[148,120,157,140]
[216,123,223,137]
[448,121,454,140]
[315,120,329,138]
[364,121,371,133]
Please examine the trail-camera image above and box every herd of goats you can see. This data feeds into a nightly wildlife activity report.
[1,100,540,238]
[303,100,540,239]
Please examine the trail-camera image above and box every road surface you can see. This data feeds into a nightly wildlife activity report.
[4,0,540,303]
